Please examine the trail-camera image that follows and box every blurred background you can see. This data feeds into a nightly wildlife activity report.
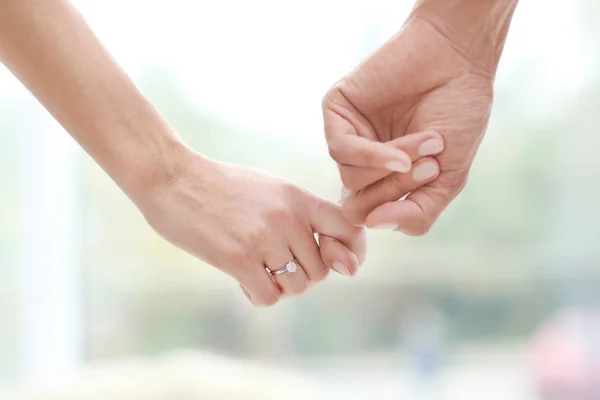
[2,0,600,399]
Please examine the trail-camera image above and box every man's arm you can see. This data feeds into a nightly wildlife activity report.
[410,0,519,77]
[0,0,182,205]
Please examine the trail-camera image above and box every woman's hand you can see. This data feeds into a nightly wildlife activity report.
[0,0,365,307]
[136,144,366,307]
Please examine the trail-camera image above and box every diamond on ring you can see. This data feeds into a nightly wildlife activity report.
[268,259,299,277]
[285,259,298,273]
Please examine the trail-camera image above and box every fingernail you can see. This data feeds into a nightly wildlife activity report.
[412,161,438,182]
[419,139,444,156]
[333,262,351,277]
[370,222,398,230]
[385,160,410,173]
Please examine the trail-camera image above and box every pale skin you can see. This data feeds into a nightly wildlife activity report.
[324,0,519,235]
[0,0,441,307]
[0,0,517,306]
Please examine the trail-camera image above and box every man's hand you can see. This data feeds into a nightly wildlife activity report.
[324,0,518,235]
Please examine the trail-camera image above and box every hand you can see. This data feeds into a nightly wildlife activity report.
[0,0,366,306]
[324,3,515,235]
[136,144,366,307]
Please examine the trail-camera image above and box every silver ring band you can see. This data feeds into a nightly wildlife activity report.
[268,259,299,277]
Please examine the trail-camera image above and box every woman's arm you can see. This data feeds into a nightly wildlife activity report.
[0,0,366,306]
[0,0,182,204]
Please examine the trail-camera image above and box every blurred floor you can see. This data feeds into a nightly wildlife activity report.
[3,343,539,400]
[299,343,537,400]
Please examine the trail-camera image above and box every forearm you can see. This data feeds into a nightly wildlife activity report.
[0,0,185,202]
[409,0,519,76]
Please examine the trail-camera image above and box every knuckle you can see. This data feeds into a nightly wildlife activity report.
[313,196,342,223]
[281,181,303,198]
[404,215,434,237]
[225,245,252,267]
[411,222,433,236]
[340,186,353,205]
[260,290,281,307]
[340,171,362,191]
[289,281,310,296]
[315,196,338,215]
[311,266,330,283]
[453,177,468,196]
[389,173,408,194]
[341,201,366,226]
[360,150,375,166]
[321,88,335,109]
[249,225,269,245]
[442,167,470,190]
[236,223,270,251]
[266,204,292,225]
[327,141,342,162]
[322,84,344,109]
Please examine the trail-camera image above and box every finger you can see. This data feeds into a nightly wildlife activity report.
[309,197,367,266]
[342,157,440,227]
[237,266,282,307]
[329,134,412,172]
[390,131,444,160]
[264,249,310,298]
[364,169,468,235]
[240,284,252,302]
[318,234,360,277]
[323,104,411,172]
[338,131,445,191]
[288,229,330,284]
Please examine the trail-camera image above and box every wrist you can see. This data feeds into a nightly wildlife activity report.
[111,126,185,207]
[116,136,217,215]
[96,104,199,209]
[127,137,219,231]
[409,0,518,77]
